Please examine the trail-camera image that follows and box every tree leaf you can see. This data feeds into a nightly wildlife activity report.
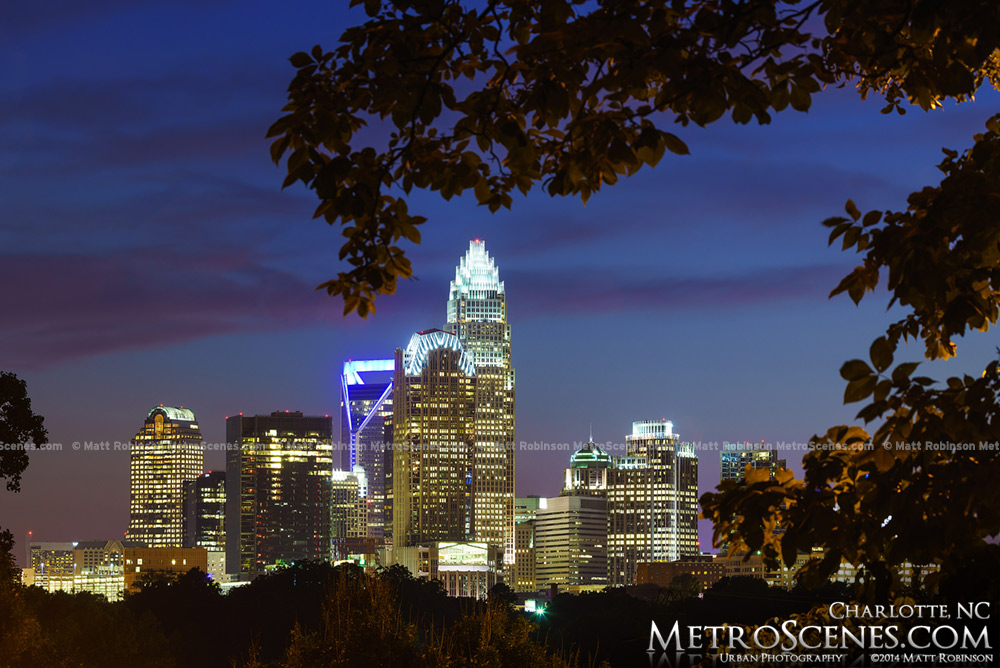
[845,199,861,222]
[844,375,877,403]
[869,336,893,373]
[662,133,689,156]
[289,52,313,68]
[841,359,872,381]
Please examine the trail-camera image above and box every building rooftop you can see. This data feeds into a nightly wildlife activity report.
[449,239,504,300]
[570,441,612,469]
[147,406,196,422]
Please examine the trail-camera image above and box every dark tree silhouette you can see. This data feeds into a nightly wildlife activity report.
[0,371,48,585]
[0,371,47,493]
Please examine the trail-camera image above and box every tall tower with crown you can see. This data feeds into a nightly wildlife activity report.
[444,240,516,565]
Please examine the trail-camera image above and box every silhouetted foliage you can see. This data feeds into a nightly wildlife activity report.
[528,583,853,666]
[666,572,702,600]
[486,581,517,611]
[701,118,1000,602]
[269,0,1000,316]
[0,372,48,587]
[0,372,48,493]
[0,530,18,588]
[125,568,225,668]
[278,569,576,668]
[0,586,172,668]
[0,562,869,667]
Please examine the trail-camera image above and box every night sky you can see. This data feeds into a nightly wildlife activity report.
[3,2,999,565]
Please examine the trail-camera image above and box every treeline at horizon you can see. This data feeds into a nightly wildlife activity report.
[0,561,855,668]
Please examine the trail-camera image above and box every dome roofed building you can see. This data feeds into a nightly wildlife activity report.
[563,431,611,496]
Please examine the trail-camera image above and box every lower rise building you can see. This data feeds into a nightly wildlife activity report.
[25,540,194,601]
[123,546,208,593]
[392,541,500,599]
[636,555,725,590]
[534,495,608,592]
[512,497,541,593]
[713,550,940,591]
[331,466,380,567]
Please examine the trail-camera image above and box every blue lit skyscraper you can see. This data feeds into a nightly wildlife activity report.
[340,359,394,539]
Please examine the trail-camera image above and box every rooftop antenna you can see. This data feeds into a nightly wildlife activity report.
[589,423,593,443]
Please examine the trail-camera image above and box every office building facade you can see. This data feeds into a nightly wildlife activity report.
[534,495,608,591]
[563,437,612,496]
[183,470,226,552]
[123,546,208,593]
[720,442,787,482]
[225,411,333,575]
[392,541,500,599]
[127,406,204,547]
[391,330,477,551]
[330,466,379,564]
[340,359,394,540]
[607,420,699,586]
[513,496,541,593]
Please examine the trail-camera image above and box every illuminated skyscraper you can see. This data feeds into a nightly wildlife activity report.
[391,329,476,549]
[225,411,333,575]
[444,239,515,565]
[127,406,204,548]
[330,466,378,563]
[720,442,786,482]
[340,359,394,540]
[607,420,699,586]
[183,470,226,552]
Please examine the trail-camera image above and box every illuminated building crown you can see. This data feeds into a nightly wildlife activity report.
[402,329,476,377]
[449,239,504,301]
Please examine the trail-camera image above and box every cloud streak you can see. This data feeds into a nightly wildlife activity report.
[0,245,851,371]
[0,247,335,370]
[507,263,851,317]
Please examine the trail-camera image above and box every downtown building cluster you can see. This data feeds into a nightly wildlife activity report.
[24,240,785,602]
[339,239,516,596]
[512,420,702,596]
[23,241,516,599]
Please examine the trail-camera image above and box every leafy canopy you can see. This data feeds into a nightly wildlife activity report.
[269,0,1000,316]
[701,118,1000,602]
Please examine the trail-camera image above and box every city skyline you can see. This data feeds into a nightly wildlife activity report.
[5,1,1000,567]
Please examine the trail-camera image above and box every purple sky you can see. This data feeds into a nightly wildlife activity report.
[3,2,999,566]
